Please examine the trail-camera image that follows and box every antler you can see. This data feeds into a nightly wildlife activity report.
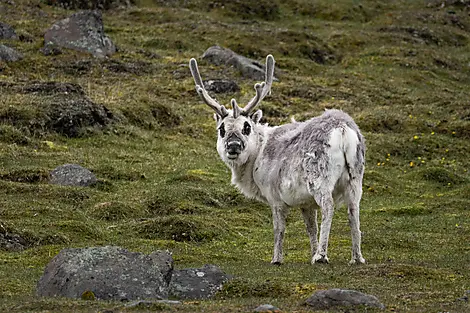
[241,54,275,116]
[189,58,228,118]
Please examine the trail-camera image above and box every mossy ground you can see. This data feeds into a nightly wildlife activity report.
[1,0,469,312]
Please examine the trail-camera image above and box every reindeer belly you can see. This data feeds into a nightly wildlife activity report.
[279,178,312,206]
[254,159,312,207]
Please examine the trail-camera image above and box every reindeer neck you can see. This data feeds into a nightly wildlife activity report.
[229,125,270,203]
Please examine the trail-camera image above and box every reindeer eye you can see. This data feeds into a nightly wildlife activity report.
[219,123,226,138]
[242,121,251,136]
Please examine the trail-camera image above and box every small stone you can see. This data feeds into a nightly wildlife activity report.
[50,164,97,187]
[305,289,385,310]
[254,304,281,312]
[40,43,63,56]
[0,44,23,62]
[0,22,18,40]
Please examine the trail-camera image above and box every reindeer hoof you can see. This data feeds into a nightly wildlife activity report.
[271,261,282,266]
[312,254,329,264]
[349,257,366,265]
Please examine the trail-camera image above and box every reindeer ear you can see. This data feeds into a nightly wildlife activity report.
[251,110,263,123]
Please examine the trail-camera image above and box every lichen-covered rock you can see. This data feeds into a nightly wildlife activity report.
[0,22,17,40]
[44,10,116,58]
[0,44,22,62]
[50,164,97,187]
[37,246,173,300]
[169,264,232,299]
[305,289,385,310]
[202,46,278,81]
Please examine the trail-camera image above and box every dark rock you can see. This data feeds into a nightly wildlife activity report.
[50,164,98,187]
[40,43,63,56]
[0,232,27,252]
[37,246,173,300]
[44,10,116,58]
[44,0,135,10]
[0,44,23,62]
[202,46,278,81]
[254,304,281,312]
[45,96,114,137]
[203,79,240,94]
[305,289,385,310]
[0,22,17,40]
[169,264,232,299]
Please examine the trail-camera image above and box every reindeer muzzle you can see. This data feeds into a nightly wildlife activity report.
[226,134,244,159]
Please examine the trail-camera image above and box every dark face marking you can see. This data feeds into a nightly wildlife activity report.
[219,123,226,138]
[242,121,251,136]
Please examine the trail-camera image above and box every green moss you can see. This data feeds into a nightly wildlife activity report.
[217,278,292,298]
[80,290,96,301]
[88,201,140,221]
[213,0,281,21]
[0,168,50,183]
[0,124,31,145]
[134,215,224,242]
[411,167,467,186]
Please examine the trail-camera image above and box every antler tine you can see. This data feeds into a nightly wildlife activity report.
[231,99,241,119]
[241,54,275,115]
[189,58,228,117]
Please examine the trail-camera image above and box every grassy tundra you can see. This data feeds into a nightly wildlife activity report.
[1,0,469,312]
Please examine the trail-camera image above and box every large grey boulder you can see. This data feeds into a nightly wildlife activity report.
[37,246,173,300]
[202,46,278,81]
[50,164,97,187]
[305,289,385,310]
[0,22,17,40]
[44,10,116,58]
[0,44,22,62]
[169,264,232,299]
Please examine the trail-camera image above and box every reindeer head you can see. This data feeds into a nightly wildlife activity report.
[189,55,275,165]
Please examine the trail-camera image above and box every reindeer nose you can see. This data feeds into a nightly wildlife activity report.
[227,141,242,154]
[226,134,244,156]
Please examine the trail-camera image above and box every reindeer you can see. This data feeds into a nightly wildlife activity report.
[189,55,366,265]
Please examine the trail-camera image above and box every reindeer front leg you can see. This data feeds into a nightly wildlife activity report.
[271,205,288,265]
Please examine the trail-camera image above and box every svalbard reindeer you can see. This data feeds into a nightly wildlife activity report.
[189,55,366,265]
